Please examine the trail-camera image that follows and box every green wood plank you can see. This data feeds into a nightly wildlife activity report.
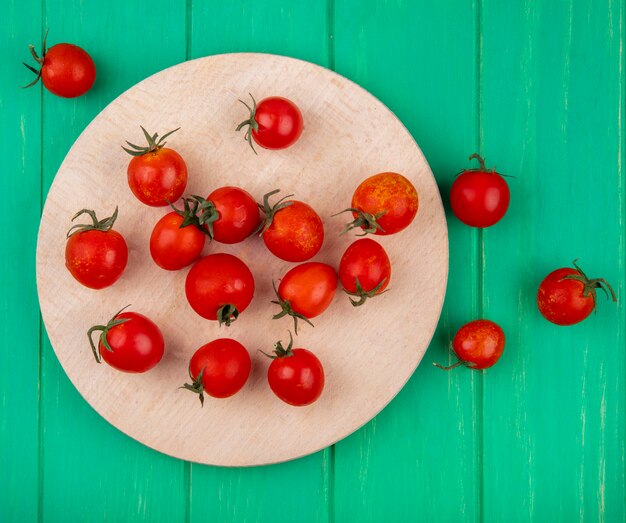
[39,2,188,521]
[332,1,480,521]
[481,0,625,520]
[189,2,331,523]
[0,2,42,521]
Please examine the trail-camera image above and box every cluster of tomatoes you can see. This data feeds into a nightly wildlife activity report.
[63,89,419,407]
[436,155,617,370]
[30,33,617,388]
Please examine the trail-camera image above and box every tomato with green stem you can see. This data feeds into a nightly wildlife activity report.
[181,338,251,406]
[205,186,261,244]
[272,262,338,334]
[259,189,324,262]
[123,126,188,207]
[434,319,505,371]
[537,260,617,325]
[236,94,303,153]
[23,31,96,98]
[262,332,324,407]
[65,207,128,290]
[336,172,419,236]
[338,238,390,306]
[450,154,510,228]
[150,197,214,271]
[185,253,255,326]
[87,306,164,373]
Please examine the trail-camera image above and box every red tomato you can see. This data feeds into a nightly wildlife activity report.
[260,190,324,262]
[124,126,187,207]
[207,186,261,243]
[237,94,303,152]
[24,33,95,98]
[150,210,207,271]
[65,207,128,290]
[450,153,510,228]
[87,307,164,373]
[264,333,324,406]
[273,262,338,333]
[185,253,255,325]
[340,172,419,235]
[338,238,391,306]
[435,320,505,371]
[182,338,251,405]
[537,261,616,325]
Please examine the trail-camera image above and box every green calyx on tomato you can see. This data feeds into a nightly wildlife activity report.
[257,189,294,235]
[122,125,181,157]
[260,331,295,359]
[22,29,48,88]
[66,206,120,238]
[346,277,388,307]
[561,259,617,306]
[235,93,260,154]
[334,207,387,236]
[271,280,314,335]
[86,305,130,363]
[169,196,219,237]
[217,303,239,327]
[180,366,207,407]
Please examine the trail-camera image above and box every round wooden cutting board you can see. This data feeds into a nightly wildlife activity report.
[36,53,448,466]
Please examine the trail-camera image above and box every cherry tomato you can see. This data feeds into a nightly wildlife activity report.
[237,94,303,152]
[273,262,338,333]
[339,172,418,235]
[181,338,251,405]
[263,332,324,406]
[450,153,510,228]
[185,253,255,326]
[150,197,210,271]
[23,33,96,98]
[338,238,391,306]
[65,207,128,290]
[87,307,164,373]
[123,126,187,207]
[259,190,324,262]
[434,320,505,371]
[206,186,261,243]
[537,260,616,325]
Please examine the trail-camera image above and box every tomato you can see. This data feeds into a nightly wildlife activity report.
[236,94,303,152]
[338,172,418,235]
[434,320,505,371]
[150,197,211,270]
[65,207,128,290]
[87,307,164,373]
[537,260,616,325]
[181,338,251,405]
[450,153,510,228]
[259,190,324,262]
[23,33,95,98]
[123,126,187,207]
[263,333,324,406]
[206,186,261,243]
[338,238,391,306]
[273,262,338,333]
[185,253,255,326]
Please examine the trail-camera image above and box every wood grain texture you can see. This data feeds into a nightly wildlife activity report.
[188,4,333,521]
[39,1,188,521]
[0,1,41,521]
[481,0,626,520]
[332,1,480,521]
[37,53,447,466]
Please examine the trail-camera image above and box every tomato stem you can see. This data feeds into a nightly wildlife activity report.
[217,304,239,327]
[122,126,181,156]
[432,360,465,371]
[561,259,618,308]
[468,153,488,171]
[22,29,48,89]
[333,208,387,236]
[235,93,259,154]
[169,196,218,237]
[180,366,206,407]
[257,189,294,235]
[67,206,120,238]
[86,305,131,363]
[345,277,388,307]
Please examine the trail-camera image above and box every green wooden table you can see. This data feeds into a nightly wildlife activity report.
[2,1,624,521]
